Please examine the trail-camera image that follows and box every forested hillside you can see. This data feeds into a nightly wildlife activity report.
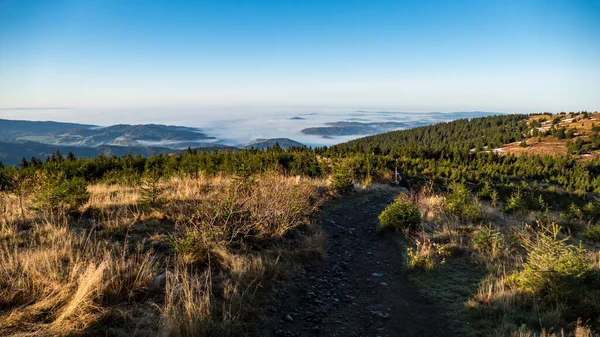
[333,114,528,155]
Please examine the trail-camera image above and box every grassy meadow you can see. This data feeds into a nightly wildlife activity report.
[0,173,328,336]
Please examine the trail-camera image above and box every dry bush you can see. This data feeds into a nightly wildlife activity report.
[163,173,327,335]
[172,173,326,258]
[0,191,35,223]
[469,276,519,312]
[406,232,446,270]
[415,183,446,223]
[161,245,278,336]
[418,194,446,223]
[245,173,325,238]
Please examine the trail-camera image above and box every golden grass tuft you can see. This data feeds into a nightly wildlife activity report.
[0,224,157,335]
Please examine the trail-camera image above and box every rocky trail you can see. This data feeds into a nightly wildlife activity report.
[261,190,457,337]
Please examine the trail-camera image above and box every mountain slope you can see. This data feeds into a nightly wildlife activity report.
[333,114,528,154]
[0,119,97,140]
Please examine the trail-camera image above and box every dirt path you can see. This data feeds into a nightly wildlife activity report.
[260,190,456,337]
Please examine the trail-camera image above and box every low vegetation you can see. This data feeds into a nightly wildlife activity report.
[378,181,600,336]
[0,172,327,336]
[378,194,421,231]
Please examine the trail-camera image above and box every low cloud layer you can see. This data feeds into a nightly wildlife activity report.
[0,107,502,147]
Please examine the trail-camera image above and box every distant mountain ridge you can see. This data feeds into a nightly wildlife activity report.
[0,119,97,139]
[0,119,215,148]
[0,119,307,165]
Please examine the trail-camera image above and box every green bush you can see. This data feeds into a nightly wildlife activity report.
[473,225,504,258]
[504,189,524,213]
[446,183,481,222]
[33,171,89,211]
[583,201,600,222]
[331,165,353,194]
[139,170,165,210]
[584,225,600,243]
[378,195,421,231]
[558,203,582,229]
[518,223,591,303]
[477,181,493,199]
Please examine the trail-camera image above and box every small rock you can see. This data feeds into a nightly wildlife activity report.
[379,282,388,286]
[371,272,384,277]
[285,314,294,322]
[371,310,390,318]
[152,272,168,290]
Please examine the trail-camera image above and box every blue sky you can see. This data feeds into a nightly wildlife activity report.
[0,0,599,114]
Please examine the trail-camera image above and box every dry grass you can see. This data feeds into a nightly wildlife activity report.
[496,111,600,159]
[502,138,569,157]
[0,224,157,336]
[0,172,328,336]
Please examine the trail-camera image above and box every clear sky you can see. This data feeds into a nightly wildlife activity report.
[0,0,599,114]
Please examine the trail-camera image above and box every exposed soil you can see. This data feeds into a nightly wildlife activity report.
[260,189,457,337]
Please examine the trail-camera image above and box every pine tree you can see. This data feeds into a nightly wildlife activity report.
[139,169,164,210]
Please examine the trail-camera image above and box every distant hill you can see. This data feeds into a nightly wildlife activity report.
[0,119,97,140]
[247,138,304,149]
[0,119,232,166]
[0,140,176,166]
[9,123,214,148]
[0,120,306,165]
